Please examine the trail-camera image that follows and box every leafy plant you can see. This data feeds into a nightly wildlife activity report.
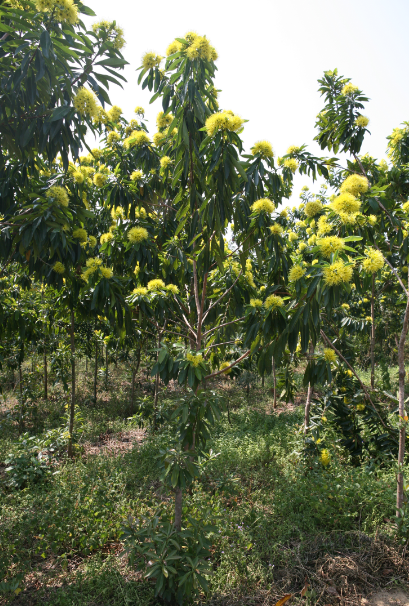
[123,511,213,605]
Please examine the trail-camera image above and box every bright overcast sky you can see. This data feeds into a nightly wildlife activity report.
[85,0,409,204]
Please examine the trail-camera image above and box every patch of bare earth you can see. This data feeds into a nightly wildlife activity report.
[83,428,145,457]
[364,590,409,606]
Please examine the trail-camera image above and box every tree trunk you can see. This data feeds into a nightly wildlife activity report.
[174,487,182,532]
[272,357,277,409]
[68,309,75,458]
[94,338,98,403]
[153,332,162,430]
[18,362,24,435]
[262,373,265,388]
[396,274,409,516]
[43,343,47,400]
[130,348,141,416]
[105,345,108,389]
[371,275,376,389]
[304,342,314,433]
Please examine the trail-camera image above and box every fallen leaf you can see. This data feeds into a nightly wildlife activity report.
[301,582,310,597]
[274,594,292,606]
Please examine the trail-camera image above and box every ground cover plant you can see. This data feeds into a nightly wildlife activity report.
[0,2,409,604]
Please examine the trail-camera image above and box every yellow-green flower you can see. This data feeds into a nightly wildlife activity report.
[288,265,305,283]
[72,228,87,242]
[141,52,162,70]
[128,227,148,244]
[341,83,358,95]
[251,140,274,158]
[251,198,275,214]
[186,352,203,367]
[166,284,179,295]
[100,232,114,245]
[46,185,69,207]
[322,260,353,286]
[73,87,98,118]
[133,286,148,296]
[340,174,369,197]
[53,261,65,274]
[304,200,323,218]
[317,236,345,257]
[270,223,283,235]
[319,449,331,466]
[362,248,384,274]
[323,348,337,363]
[283,158,298,173]
[100,267,113,279]
[147,279,165,291]
[250,298,263,308]
[264,294,284,310]
[355,115,369,128]
[219,361,232,374]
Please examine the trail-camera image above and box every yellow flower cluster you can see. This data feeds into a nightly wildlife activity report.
[86,257,102,269]
[166,40,182,56]
[106,131,121,146]
[141,52,162,70]
[186,352,203,367]
[264,294,284,310]
[100,267,113,279]
[111,206,125,221]
[92,21,125,50]
[288,232,298,242]
[89,236,97,247]
[35,0,78,24]
[270,223,283,236]
[283,158,298,173]
[123,130,150,149]
[308,235,317,246]
[147,279,165,291]
[130,170,143,182]
[341,303,350,310]
[250,298,263,308]
[323,260,353,286]
[341,83,358,95]
[128,227,148,244]
[156,111,174,130]
[251,140,274,158]
[219,361,232,374]
[135,106,145,116]
[317,236,345,257]
[107,105,122,123]
[53,261,65,274]
[73,87,99,119]
[319,449,331,466]
[166,284,179,295]
[331,193,361,216]
[93,172,107,187]
[365,316,373,323]
[304,200,323,218]
[133,286,148,296]
[46,185,69,207]
[355,115,369,128]
[153,132,166,147]
[251,198,275,214]
[368,215,377,226]
[100,232,114,245]
[288,265,305,283]
[286,145,301,155]
[135,208,147,219]
[323,348,337,363]
[160,156,172,170]
[317,215,332,236]
[362,248,384,274]
[72,228,87,242]
[185,34,217,61]
[205,110,244,137]
[340,174,369,196]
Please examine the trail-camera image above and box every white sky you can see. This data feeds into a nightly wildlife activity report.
[85,0,409,205]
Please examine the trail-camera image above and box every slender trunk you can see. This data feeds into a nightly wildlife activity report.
[105,345,108,389]
[304,342,315,434]
[94,336,98,403]
[43,343,47,400]
[18,362,24,435]
[174,487,182,532]
[153,332,162,430]
[68,310,75,458]
[273,357,277,409]
[396,273,409,516]
[371,275,375,389]
[130,348,141,416]
[85,356,88,374]
[262,373,265,388]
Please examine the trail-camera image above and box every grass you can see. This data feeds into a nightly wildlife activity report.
[0,363,408,605]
